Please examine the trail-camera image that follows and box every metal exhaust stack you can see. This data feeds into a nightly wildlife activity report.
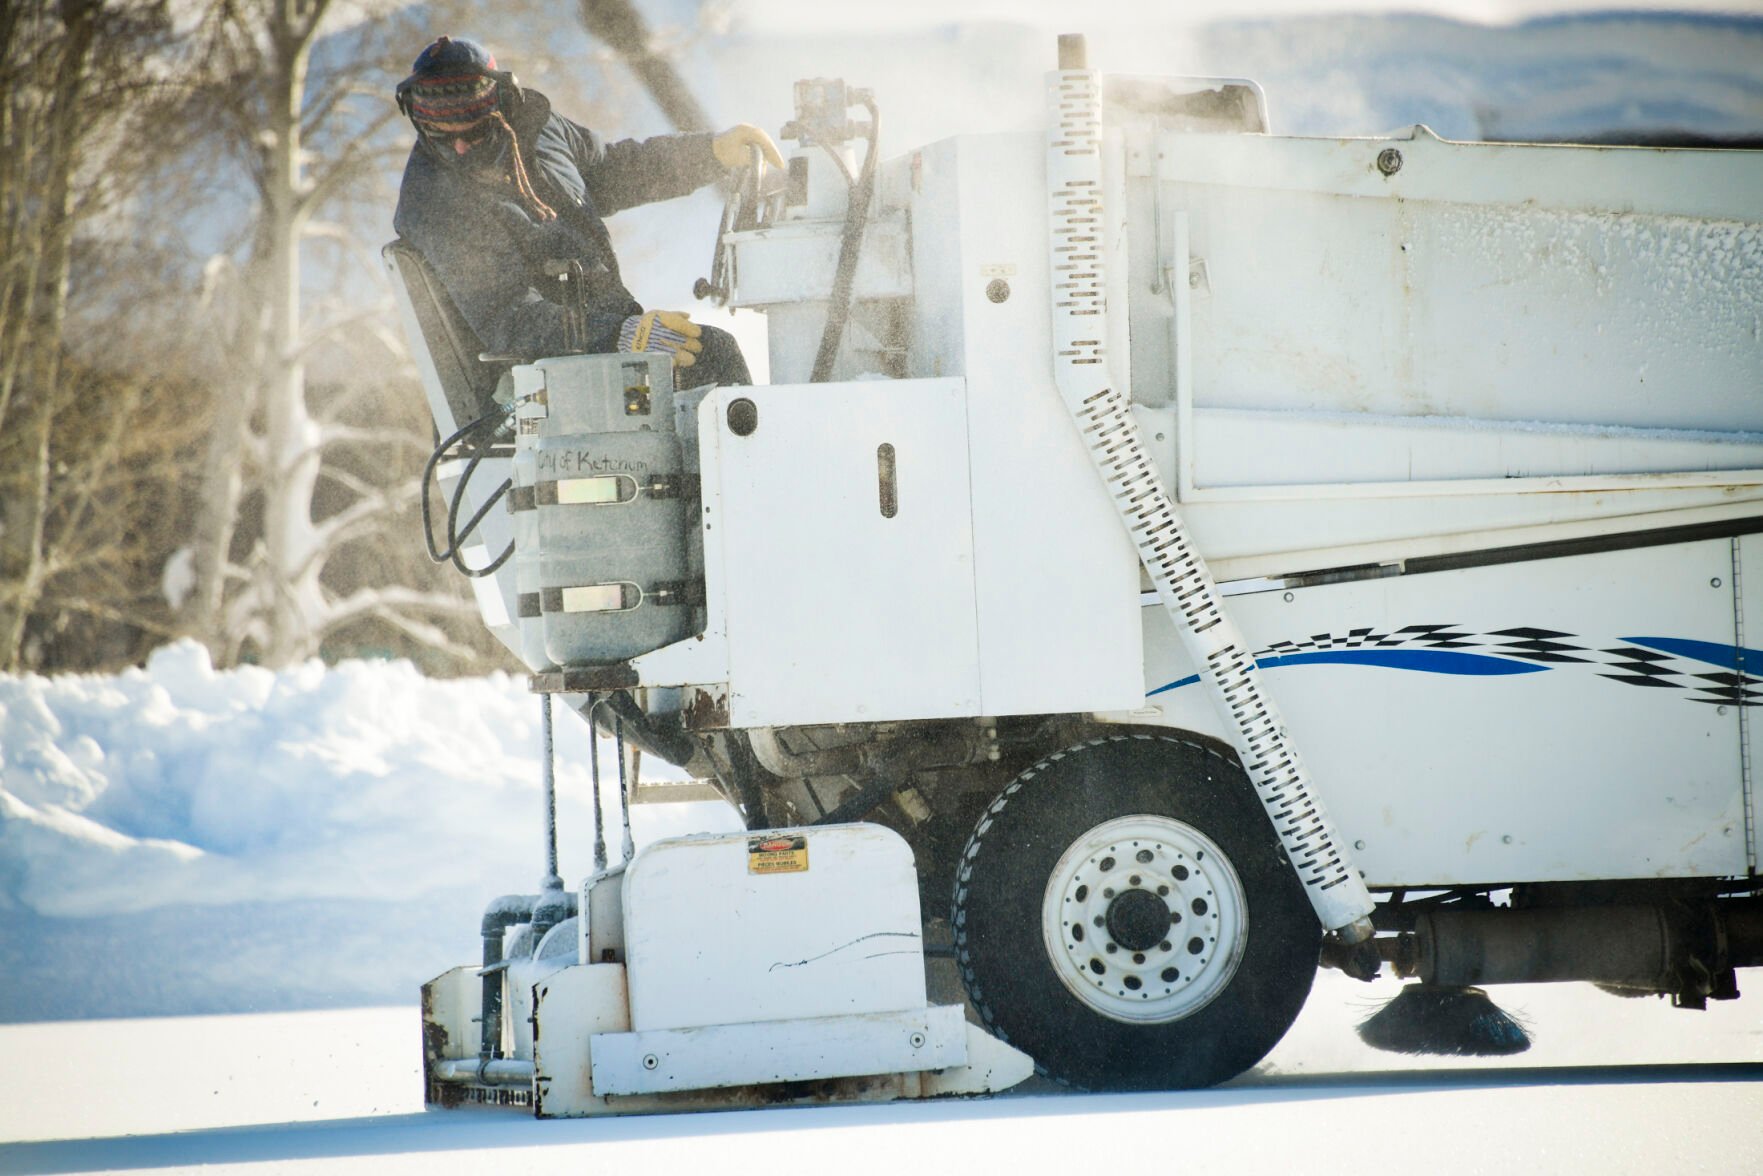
[1043,34,1375,942]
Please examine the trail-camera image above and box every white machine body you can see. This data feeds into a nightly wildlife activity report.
[646,113,1761,887]
[390,55,1763,1116]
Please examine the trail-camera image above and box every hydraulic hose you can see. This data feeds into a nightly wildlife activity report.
[809,97,880,383]
[421,405,515,577]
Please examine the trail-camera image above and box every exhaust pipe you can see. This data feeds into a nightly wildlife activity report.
[1401,899,1763,1002]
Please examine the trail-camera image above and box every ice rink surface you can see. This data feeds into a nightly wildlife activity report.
[3,971,1759,1175]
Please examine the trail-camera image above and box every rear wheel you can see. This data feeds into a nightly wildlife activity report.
[952,734,1320,1090]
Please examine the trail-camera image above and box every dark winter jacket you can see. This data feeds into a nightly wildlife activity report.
[393,87,721,358]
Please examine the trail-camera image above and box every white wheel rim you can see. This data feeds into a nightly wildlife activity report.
[1041,814,1248,1024]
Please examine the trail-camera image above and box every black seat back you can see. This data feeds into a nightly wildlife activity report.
[383,238,503,429]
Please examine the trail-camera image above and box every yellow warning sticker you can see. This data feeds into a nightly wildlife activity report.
[747,834,809,875]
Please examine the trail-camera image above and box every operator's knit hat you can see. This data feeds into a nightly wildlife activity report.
[399,37,500,131]
[397,36,556,221]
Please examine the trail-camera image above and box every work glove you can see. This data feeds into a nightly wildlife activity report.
[618,310,703,368]
[713,123,785,171]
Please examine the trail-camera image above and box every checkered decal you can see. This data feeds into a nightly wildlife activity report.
[1253,625,1763,707]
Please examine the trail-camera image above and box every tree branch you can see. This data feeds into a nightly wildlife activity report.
[318,423,430,455]
[322,583,481,631]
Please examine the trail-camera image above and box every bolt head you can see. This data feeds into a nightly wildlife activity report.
[1377,148,1403,176]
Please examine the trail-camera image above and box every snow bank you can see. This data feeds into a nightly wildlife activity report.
[0,644,737,1020]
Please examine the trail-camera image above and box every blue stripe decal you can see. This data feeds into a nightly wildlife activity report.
[1623,636,1763,672]
[1258,650,1549,676]
[1149,648,1547,696]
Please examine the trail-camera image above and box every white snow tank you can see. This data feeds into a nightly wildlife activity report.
[509,353,698,666]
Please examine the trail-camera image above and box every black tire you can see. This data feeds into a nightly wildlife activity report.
[952,734,1320,1090]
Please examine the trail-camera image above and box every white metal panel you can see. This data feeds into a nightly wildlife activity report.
[420,966,482,1066]
[920,1022,1038,1098]
[505,955,572,1061]
[1153,129,1763,435]
[1741,534,1762,876]
[727,216,914,305]
[1187,492,1763,581]
[1192,410,1763,488]
[1122,126,1763,575]
[590,1005,966,1096]
[630,392,731,689]
[1142,541,1750,886]
[907,134,1145,717]
[530,963,631,1116]
[709,379,982,726]
[622,825,927,1032]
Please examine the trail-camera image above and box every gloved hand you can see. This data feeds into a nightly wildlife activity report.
[713,123,784,171]
[618,310,703,368]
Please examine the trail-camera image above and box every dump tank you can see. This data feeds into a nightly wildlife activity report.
[509,353,697,666]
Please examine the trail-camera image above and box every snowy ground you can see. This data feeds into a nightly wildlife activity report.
[0,641,742,1022]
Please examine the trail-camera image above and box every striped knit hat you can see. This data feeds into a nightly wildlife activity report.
[398,37,556,220]
[401,37,500,130]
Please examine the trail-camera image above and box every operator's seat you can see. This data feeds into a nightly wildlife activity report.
[383,238,504,431]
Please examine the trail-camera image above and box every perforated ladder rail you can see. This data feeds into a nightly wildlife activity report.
[1045,67,1375,940]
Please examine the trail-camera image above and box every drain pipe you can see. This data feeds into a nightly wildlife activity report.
[479,893,541,1062]
[531,693,571,942]
[480,694,579,1066]
[475,888,580,1064]
[1043,35,1374,942]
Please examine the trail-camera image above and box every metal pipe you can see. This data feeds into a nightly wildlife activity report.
[477,889,580,1060]
[616,717,636,864]
[1725,903,1763,968]
[1418,905,1673,988]
[433,1058,536,1086]
[578,690,699,769]
[479,895,538,1061]
[1413,899,1763,989]
[589,694,608,873]
[540,693,562,893]
[1057,33,1087,70]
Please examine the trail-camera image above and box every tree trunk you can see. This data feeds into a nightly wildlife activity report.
[255,0,331,666]
[0,0,100,669]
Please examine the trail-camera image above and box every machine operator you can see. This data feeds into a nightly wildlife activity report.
[392,36,781,387]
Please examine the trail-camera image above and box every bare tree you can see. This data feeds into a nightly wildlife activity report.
[577,0,711,132]
[0,1,710,673]
[176,0,695,670]
[175,0,495,668]
[0,0,208,671]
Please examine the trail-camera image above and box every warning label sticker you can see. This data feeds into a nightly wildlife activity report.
[747,834,809,875]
